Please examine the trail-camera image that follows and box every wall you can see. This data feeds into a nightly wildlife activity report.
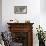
[2,0,40,30]
[40,0,46,31]
[40,0,46,13]
[0,0,2,32]
[2,0,46,46]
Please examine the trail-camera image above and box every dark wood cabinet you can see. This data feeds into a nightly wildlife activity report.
[7,23,34,46]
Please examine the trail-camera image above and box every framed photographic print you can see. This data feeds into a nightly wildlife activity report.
[14,6,27,14]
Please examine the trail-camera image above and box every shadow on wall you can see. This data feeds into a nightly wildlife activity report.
[0,15,2,32]
[0,0,2,32]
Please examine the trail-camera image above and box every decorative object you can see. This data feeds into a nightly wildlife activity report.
[25,20,30,23]
[14,6,27,14]
[36,25,45,46]
[44,31,46,40]
[8,19,19,23]
[0,32,5,46]
[1,31,12,46]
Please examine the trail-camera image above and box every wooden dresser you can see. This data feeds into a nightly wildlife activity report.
[7,23,34,46]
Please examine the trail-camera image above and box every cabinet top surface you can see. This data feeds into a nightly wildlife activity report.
[7,23,34,25]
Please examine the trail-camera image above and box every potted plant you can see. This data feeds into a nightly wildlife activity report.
[36,25,45,46]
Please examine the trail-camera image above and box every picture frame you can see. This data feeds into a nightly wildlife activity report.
[14,6,27,14]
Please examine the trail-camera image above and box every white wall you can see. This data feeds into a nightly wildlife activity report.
[40,0,46,31]
[0,0,2,32]
[2,0,46,46]
[2,0,40,30]
[40,0,46,13]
